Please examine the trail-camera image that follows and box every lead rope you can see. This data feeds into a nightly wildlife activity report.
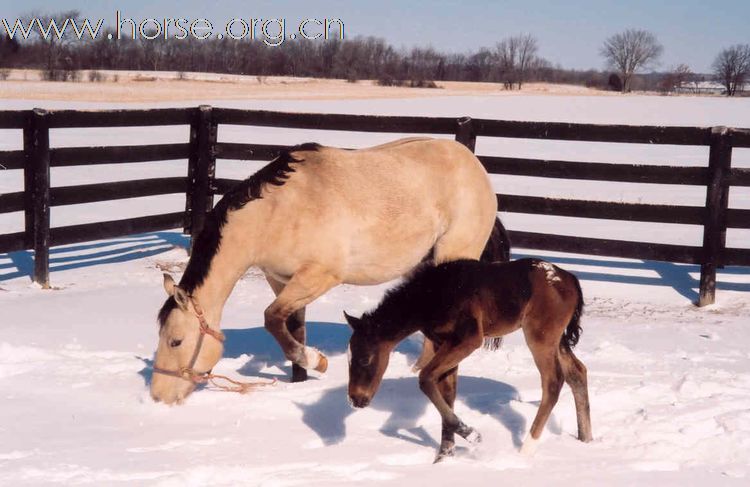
[190,296,277,394]
[158,296,278,395]
[200,373,277,394]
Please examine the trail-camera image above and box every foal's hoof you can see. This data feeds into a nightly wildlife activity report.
[433,446,455,464]
[520,435,540,456]
[456,423,482,445]
[465,428,482,445]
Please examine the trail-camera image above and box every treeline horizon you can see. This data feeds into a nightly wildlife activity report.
[0,13,738,93]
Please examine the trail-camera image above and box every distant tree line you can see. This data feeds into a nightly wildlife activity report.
[0,12,748,96]
[0,26,555,88]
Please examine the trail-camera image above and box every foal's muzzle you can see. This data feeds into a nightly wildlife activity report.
[349,394,371,408]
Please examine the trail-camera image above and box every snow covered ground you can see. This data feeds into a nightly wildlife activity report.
[1,93,749,485]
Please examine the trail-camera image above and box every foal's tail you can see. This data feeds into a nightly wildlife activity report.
[561,273,584,351]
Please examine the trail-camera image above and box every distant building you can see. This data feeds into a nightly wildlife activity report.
[676,80,749,95]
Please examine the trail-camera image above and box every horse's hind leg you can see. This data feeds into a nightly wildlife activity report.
[559,346,592,442]
[522,325,565,454]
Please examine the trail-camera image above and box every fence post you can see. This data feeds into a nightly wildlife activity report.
[23,108,51,288]
[185,105,217,252]
[455,116,476,152]
[698,126,732,306]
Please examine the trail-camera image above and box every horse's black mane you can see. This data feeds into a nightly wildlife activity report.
[158,143,321,328]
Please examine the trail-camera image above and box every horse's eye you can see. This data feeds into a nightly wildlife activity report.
[169,339,183,348]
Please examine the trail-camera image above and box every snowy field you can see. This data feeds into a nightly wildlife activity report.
[1,93,749,485]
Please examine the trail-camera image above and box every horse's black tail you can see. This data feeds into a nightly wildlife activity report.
[561,273,584,351]
[480,216,511,264]
[481,216,511,351]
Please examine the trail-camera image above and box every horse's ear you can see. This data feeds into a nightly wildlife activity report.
[163,273,189,310]
[163,273,176,295]
[343,311,363,331]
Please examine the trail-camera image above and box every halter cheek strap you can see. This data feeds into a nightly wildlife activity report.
[152,296,274,394]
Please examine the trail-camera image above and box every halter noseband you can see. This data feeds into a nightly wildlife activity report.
[152,296,225,383]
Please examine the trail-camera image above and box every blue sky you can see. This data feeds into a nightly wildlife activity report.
[1,0,748,72]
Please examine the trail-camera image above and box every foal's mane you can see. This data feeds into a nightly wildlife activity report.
[158,143,321,328]
[362,260,481,339]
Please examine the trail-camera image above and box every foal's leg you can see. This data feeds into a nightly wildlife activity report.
[435,367,459,460]
[266,275,309,383]
[264,264,341,373]
[522,325,565,455]
[412,335,435,372]
[419,335,483,462]
[559,346,593,442]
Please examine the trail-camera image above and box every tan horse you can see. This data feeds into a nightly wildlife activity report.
[151,138,506,404]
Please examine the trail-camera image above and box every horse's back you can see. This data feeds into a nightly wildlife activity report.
[252,138,496,284]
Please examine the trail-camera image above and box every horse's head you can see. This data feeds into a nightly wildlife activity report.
[150,274,225,405]
[344,311,394,408]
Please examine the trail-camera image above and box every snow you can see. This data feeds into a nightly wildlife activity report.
[1,93,749,485]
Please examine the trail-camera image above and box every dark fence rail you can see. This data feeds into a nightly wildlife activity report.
[473,119,713,145]
[45,108,193,128]
[0,106,748,306]
[480,156,710,185]
[50,144,190,167]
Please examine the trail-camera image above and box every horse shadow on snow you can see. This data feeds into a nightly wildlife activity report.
[227,323,528,449]
[296,376,527,450]
[141,321,530,449]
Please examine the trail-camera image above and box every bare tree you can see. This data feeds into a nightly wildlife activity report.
[495,38,518,89]
[516,34,539,89]
[20,10,82,80]
[600,29,663,92]
[494,34,541,90]
[713,45,750,96]
[660,63,693,93]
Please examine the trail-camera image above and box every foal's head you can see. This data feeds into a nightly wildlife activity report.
[150,274,225,405]
[344,312,395,408]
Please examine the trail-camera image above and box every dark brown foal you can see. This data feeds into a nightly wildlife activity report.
[345,258,592,463]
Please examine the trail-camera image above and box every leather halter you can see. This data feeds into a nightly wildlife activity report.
[152,296,225,383]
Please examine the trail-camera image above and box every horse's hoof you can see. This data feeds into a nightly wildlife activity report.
[315,354,328,373]
[301,347,327,373]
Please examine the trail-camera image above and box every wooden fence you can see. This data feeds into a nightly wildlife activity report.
[1,106,748,306]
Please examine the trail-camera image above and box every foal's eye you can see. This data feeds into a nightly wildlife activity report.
[358,356,373,367]
[169,339,183,348]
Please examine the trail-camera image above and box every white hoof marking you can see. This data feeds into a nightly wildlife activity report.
[520,435,540,456]
[303,346,321,370]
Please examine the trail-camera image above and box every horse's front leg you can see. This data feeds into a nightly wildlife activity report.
[266,275,309,382]
[418,337,482,462]
[264,264,340,376]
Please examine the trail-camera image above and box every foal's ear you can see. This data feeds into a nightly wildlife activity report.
[343,311,363,331]
[163,273,189,310]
